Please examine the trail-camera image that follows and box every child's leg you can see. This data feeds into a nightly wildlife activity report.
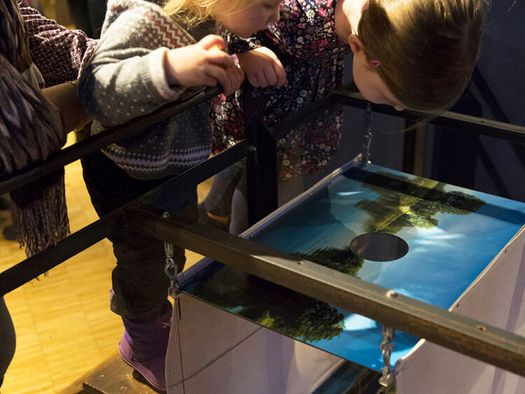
[109,229,174,319]
[229,158,305,235]
[81,151,196,391]
[229,163,249,235]
[82,151,198,318]
[200,161,244,227]
[115,196,197,392]
[230,187,249,235]
[199,162,244,231]
[229,164,311,234]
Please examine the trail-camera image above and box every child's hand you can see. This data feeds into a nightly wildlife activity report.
[220,53,245,97]
[164,35,243,96]
[237,47,287,88]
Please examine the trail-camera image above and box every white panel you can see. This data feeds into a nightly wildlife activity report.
[396,227,525,394]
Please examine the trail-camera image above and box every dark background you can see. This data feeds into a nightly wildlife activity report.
[328,0,525,202]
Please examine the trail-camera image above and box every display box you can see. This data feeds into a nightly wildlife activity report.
[165,160,525,393]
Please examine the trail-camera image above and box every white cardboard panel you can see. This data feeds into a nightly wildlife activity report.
[396,227,525,394]
[166,293,343,394]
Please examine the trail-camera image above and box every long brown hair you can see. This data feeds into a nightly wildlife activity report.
[358,0,487,111]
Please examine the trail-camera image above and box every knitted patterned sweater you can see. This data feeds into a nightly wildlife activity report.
[79,0,211,180]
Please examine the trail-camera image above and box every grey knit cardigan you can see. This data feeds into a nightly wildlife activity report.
[79,0,212,180]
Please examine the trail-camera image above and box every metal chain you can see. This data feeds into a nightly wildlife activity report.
[162,212,181,298]
[376,324,396,394]
[361,102,373,166]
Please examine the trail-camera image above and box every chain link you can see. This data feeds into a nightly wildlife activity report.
[376,324,396,394]
[361,102,373,166]
[162,212,181,298]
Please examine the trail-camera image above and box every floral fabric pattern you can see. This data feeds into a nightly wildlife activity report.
[211,0,349,180]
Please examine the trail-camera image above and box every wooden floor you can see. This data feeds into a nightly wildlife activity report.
[0,135,210,393]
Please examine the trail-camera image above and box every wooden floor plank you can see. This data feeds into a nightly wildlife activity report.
[81,352,160,394]
[1,144,212,393]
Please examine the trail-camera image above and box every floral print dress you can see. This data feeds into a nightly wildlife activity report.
[211,0,349,180]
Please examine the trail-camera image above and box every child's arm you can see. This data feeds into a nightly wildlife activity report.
[215,23,286,88]
[20,3,97,86]
[42,82,92,132]
[79,6,241,128]
[237,47,287,88]
[78,7,183,128]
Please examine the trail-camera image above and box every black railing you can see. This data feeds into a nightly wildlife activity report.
[124,207,525,378]
[1,83,525,379]
[0,87,222,194]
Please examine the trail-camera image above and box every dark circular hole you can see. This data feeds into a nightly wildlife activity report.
[350,232,409,262]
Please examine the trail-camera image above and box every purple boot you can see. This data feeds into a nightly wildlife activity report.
[119,303,172,392]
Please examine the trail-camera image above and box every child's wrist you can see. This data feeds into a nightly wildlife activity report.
[163,50,180,87]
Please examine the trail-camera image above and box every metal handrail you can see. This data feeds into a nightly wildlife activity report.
[333,87,525,142]
[0,86,221,194]
[0,142,246,295]
[3,84,525,194]
[124,207,525,377]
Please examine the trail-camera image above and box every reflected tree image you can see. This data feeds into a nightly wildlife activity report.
[295,246,364,278]
[191,269,345,342]
[356,173,485,234]
[269,299,344,342]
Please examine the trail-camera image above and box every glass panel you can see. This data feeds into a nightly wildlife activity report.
[182,162,525,371]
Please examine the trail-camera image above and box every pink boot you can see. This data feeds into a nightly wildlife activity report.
[119,304,172,392]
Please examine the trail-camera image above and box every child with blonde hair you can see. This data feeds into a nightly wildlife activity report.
[79,0,281,390]
[202,0,487,233]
